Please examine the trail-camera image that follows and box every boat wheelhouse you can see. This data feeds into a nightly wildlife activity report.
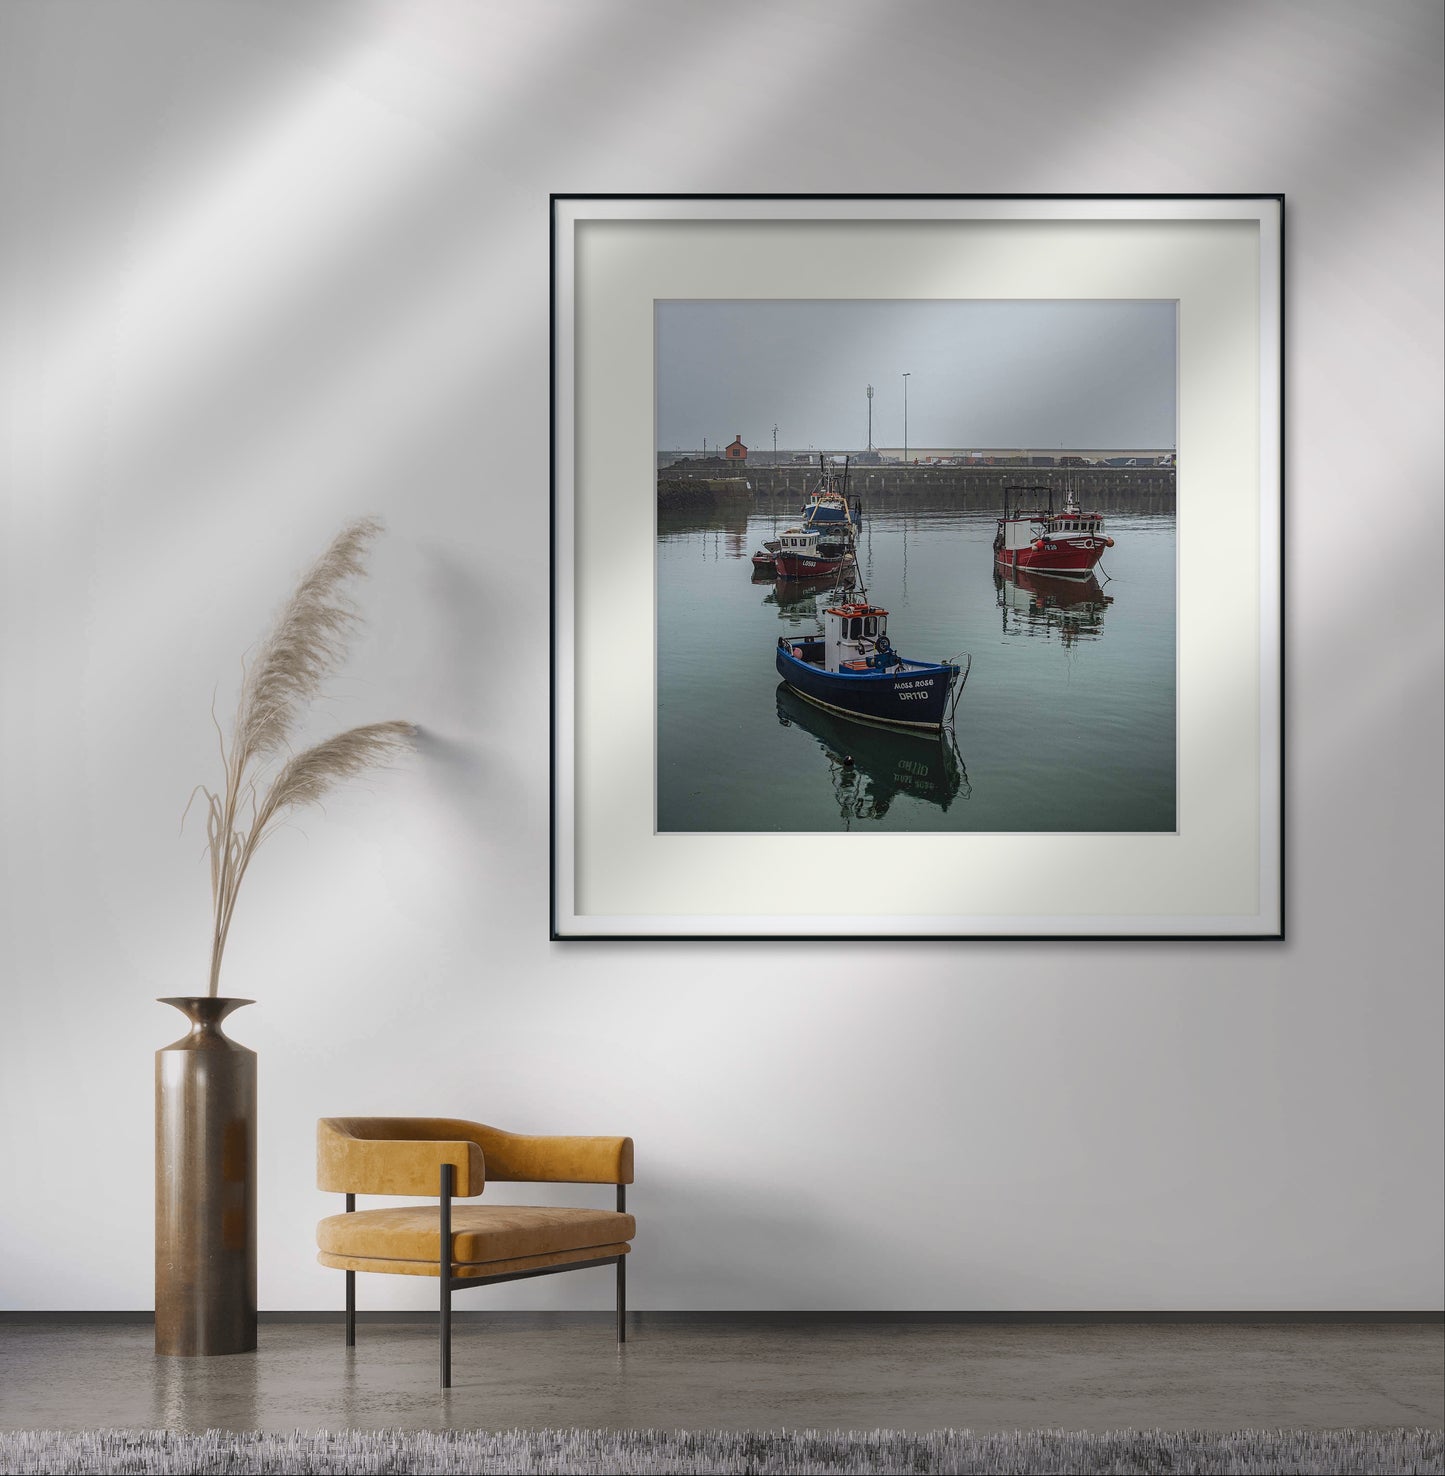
[993,485,1113,578]
[772,526,853,579]
[774,599,969,731]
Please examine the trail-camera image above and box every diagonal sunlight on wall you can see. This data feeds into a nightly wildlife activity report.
[16,1,611,999]
[56,0,644,699]
[18,1,617,515]
[0,10,572,1304]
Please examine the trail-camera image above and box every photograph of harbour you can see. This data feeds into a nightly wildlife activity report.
[656,299,1177,834]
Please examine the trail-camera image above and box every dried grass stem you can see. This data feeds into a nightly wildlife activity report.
[191,521,415,995]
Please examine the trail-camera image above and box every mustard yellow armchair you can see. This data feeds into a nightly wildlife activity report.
[316,1117,635,1387]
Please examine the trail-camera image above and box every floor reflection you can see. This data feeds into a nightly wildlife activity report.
[152,1341,260,1431]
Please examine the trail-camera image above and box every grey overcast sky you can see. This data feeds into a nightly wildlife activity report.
[656,300,1177,451]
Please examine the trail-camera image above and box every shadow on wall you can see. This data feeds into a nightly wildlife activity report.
[416,550,494,733]
[630,1169,997,1312]
[408,548,535,850]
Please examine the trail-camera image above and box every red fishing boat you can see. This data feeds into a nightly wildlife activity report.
[772,526,854,579]
[993,485,1113,578]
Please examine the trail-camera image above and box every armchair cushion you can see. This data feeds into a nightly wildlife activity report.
[317,1203,636,1268]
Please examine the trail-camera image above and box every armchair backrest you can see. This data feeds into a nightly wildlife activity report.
[317,1117,634,1197]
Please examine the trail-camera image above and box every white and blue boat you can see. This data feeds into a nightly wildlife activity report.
[775,597,970,732]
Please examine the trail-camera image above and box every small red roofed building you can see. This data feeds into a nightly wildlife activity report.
[724,434,747,462]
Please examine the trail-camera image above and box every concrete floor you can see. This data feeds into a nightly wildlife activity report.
[0,1319,1440,1434]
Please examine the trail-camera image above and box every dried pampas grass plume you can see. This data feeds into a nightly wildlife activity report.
[257,722,418,822]
[233,518,379,768]
[189,520,416,996]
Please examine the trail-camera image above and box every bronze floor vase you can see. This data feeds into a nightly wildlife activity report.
[154,997,257,1356]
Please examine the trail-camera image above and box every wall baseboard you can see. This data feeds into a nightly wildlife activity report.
[2,1310,1440,1326]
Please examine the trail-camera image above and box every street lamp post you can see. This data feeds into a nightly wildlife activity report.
[865,384,874,452]
[902,373,911,463]
[773,423,778,460]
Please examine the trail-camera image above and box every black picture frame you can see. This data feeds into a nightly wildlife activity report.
[552,195,1283,942]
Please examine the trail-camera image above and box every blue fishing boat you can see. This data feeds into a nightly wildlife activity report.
[775,597,970,731]
[799,456,862,534]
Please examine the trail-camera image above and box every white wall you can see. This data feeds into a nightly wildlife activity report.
[1,1,1440,1312]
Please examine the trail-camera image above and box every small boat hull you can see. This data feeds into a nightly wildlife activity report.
[994,539,1106,577]
[776,638,959,730]
[773,549,851,578]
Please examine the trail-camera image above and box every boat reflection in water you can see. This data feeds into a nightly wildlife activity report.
[995,566,1113,645]
[775,683,971,824]
[759,569,857,617]
[755,566,854,595]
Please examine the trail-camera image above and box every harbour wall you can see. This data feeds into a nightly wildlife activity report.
[656,476,756,512]
[659,463,1175,505]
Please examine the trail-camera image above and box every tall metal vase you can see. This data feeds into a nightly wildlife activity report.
[155,997,257,1356]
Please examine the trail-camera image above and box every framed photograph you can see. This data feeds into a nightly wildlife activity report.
[552,195,1282,940]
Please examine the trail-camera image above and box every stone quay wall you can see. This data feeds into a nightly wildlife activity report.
[656,476,756,512]
[660,463,1175,506]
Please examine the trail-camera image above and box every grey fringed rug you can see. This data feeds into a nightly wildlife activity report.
[0,1428,1440,1475]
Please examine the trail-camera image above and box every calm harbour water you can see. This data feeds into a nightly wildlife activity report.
[657,498,1176,833]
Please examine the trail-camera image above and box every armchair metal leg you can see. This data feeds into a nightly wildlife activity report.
[344,1193,356,1346]
[439,1275,451,1388]
[615,1183,627,1345]
[439,1163,453,1389]
[335,1164,628,1387]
